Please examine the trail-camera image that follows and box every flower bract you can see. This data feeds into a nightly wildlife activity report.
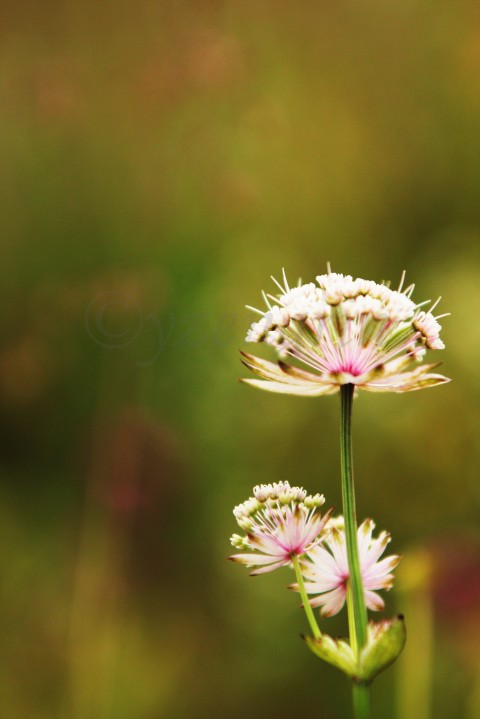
[304,615,406,682]
[297,517,400,616]
[229,482,332,575]
[242,270,450,395]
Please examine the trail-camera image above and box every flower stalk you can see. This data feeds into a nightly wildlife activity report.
[353,684,370,719]
[340,384,368,646]
[340,383,370,718]
[292,555,321,640]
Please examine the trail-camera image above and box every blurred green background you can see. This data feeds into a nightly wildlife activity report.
[1,1,479,717]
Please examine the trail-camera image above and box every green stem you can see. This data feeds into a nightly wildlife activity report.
[346,583,358,657]
[293,555,321,640]
[353,684,370,719]
[340,384,370,719]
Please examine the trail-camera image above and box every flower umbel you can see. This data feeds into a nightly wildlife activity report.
[242,269,450,395]
[229,482,332,575]
[296,518,400,616]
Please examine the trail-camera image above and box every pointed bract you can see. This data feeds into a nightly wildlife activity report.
[304,616,406,683]
[358,616,406,684]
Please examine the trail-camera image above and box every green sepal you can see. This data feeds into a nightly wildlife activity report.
[358,615,406,684]
[303,634,357,676]
[303,615,406,685]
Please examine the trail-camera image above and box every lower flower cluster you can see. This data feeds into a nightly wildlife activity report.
[229,482,399,616]
[229,481,331,575]
[229,481,404,679]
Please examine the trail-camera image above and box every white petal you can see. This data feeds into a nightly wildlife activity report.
[228,552,284,566]
[302,579,340,593]
[250,560,288,575]
[327,532,349,576]
[249,533,284,557]
[241,379,338,396]
[363,555,401,582]
[305,546,341,577]
[318,587,347,617]
[363,367,450,393]
[364,589,385,611]
[240,352,322,385]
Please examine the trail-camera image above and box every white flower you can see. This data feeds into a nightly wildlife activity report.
[296,518,400,616]
[242,269,450,395]
[229,482,332,575]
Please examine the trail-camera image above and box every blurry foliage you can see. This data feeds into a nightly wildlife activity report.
[0,0,479,717]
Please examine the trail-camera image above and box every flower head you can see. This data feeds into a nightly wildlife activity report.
[229,481,332,575]
[242,269,450,395]
[296,518,400,616]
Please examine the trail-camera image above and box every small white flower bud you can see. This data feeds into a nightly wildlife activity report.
[238,517,253,531]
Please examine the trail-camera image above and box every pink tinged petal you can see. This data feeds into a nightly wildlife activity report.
[248,533,286,557]
[363,563,400,591]
[365,575,395,592]
[364,555,401,580]
[277,360,331,383]
[301,520,323,548]
[357,520,375,564]
[317,586,348,617]
[276,506,305,553]
[361,532,390,569]
[308,594,333,609]
[304,569,341,586]
[302,578,341,593]
[301,563,341,585]
[379,354,419,377]
[367,530,390,557]
[275,525,294,552]
[240,379,339,396]
[327,530,349,576]
[364,589,385,612]
[363,364,450,393]
[312,507,334,536]
[305,546,343,578]
[296,509,333,552]
[240,352,323,385]
[394,373,451,392]
[250,560,289,575]
[228,552,287,567]
[362,569,395,589]
[286,505,304,551]
[294,509,327,550]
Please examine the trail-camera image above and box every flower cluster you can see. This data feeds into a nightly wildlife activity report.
[242,270,450,395]
[230,486,399,617]
[297,518,400,616]
[229,481,331,575]
[230,268,448,696]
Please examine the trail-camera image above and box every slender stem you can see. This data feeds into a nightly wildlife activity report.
[353,684,370,719]
[340,384,370,719]
[293,555,321,640]
[346,583,358,657]
[340,384,368,647]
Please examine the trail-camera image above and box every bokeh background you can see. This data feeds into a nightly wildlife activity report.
[1,1,480,718]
